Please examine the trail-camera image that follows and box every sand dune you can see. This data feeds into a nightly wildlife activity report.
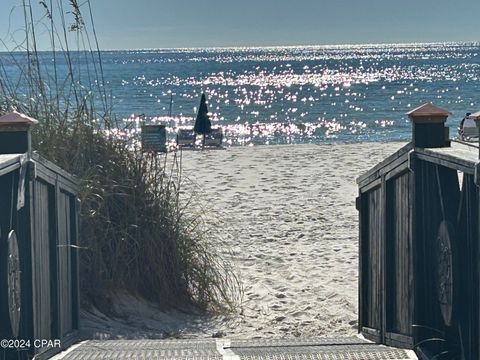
[82,141,406,339]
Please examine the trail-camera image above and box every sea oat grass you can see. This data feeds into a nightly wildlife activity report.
[0,0,240,314]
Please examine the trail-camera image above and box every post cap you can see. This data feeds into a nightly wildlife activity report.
[0,111,39,127]
[406,103,451,123]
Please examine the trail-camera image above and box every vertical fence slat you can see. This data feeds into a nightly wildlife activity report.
[32,181,52,341]
[58,190,73,337]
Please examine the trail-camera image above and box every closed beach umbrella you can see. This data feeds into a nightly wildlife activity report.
[194,94,212,143]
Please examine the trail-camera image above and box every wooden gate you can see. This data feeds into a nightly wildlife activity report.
[358,144,480,359]
[358,154,414,349]
[0,153,79,360]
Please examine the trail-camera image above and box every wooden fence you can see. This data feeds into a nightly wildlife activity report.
[0,153,79,360]
[358,135,480,359]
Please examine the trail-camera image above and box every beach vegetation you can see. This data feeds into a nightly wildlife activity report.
[0,0,240,314]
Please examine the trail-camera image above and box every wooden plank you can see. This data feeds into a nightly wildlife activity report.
[411,156,421,347]
[384,161,409,181]
[383,171,415,345]
[0,154,22,173]
[385,179,392,335]
[362,326,381,342]
[398,173,411,335]
[0,162,21,177]
[31,180,52,341]
[408,169,415,343]
[358,149,412,189]
[477,177,480,360]
[358,191,364,332]
[48,182,59,339]
[369,189,376,329]
[363,186,383,336]
[407,173,414,335]
[380,175,386,344]
[357,142,413,185]
[58,191,73,337]
[424,141,479,164]
[360,178,382,194]
[402,173,413,335]
[17,171,34,351]
[71,197,81,330]
[32,153,79,191]
[414,151,474,175]
[34,165,57,185]
[367,190,373,329]
[0,173,14,340]
[385,332,414,349]
[34,162,78,195]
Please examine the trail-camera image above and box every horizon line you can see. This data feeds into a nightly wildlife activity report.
[102,40,480,52]
[1,40,479,53]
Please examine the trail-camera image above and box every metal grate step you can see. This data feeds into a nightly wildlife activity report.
[53,337,415,360]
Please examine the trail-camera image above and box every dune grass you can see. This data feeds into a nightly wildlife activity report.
[0,0,240,314]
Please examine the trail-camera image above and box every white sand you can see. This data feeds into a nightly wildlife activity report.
[81,141,406,339]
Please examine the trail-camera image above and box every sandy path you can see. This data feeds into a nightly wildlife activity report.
[81,141,405,339]
[178,142,405,338]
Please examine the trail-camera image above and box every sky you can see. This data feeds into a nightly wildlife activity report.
[0,0,479,50]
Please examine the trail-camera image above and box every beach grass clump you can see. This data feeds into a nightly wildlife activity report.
[76,135,240,312]
[0,0,240,313]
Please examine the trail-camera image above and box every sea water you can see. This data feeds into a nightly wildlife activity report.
[2,42,479,146]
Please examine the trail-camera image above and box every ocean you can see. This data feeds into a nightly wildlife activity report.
[2,42,480,146]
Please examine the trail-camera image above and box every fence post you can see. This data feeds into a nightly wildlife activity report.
[406,103,451,148]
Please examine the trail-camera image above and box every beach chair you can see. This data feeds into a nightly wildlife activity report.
[203,127,223,147]
[176,128,196,148]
